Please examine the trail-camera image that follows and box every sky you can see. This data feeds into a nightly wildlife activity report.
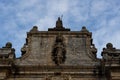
[0,0,120,58]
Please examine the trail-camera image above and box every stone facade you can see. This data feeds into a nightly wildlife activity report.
[0,17,120,80]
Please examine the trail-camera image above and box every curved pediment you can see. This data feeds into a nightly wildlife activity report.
[15,26,98,66]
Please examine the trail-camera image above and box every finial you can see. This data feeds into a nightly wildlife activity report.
[81,26,89,32]
[30,26,38,32]
[5,42,12,48]
[106,43,113,49]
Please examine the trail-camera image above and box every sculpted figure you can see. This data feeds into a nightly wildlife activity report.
[56,17,63,28]
[52,35,66,65]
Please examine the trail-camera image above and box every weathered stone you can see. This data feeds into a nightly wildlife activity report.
[0,18,119,80]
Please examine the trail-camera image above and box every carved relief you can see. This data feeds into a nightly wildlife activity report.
[52,34,66,65]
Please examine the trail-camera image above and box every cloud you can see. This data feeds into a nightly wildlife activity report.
[92,10,120,57]
[0,0,120,58]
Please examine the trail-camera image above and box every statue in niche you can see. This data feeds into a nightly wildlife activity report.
[53,43,66,65]
[52,34,66,65]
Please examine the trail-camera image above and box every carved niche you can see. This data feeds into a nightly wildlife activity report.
[52,34,66,65]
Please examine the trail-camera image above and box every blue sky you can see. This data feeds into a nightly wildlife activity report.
[0,0,120,58]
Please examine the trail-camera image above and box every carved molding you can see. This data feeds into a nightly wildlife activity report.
[45,75,72,80]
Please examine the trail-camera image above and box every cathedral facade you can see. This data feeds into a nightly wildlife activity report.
[0,18,120,80]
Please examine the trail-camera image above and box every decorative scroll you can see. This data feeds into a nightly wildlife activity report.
[52,34,66,65]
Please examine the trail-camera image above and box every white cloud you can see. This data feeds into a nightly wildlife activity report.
[46,0,69,14]
[93,12,120,57]
[36,16,56,30]
[0,0,120,58]
[90,0,111,17]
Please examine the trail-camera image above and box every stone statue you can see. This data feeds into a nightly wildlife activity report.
[52,35,66,65]
[55,43,65,65]
[56,17,63,28]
